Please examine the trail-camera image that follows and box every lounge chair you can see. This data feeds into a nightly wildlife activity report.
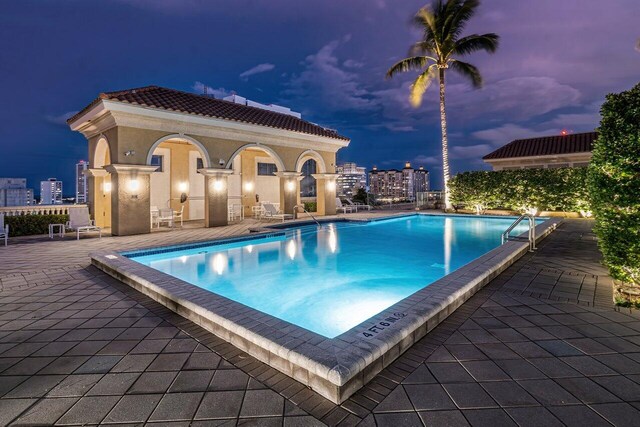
[0,213,8,246]
[345,198,372,212]
[263,203,293,222]
[335,198,353,214]
[157,208,174,228]
[66,207,101,240]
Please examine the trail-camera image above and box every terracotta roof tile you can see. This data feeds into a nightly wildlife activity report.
[69,85,349,141]
[483,131,597,160]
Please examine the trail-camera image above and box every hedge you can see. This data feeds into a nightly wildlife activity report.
[449,168,591,214]
[5,214,69,237]
[587,82,640,287]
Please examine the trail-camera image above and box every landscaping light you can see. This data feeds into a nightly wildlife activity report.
[178,182,188,192]
[128,179,140,192]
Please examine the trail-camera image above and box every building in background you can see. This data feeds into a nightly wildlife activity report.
[40,178,63,205]
[76,160,88,204]
[368,162,429,201]
[300,158,317,197]
[0,178,34,207]
[483,131,596,170]
[336,162,367,197]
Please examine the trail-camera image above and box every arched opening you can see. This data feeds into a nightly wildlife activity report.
[296,150,326,212]
[92,136,112,228]
[148,135,210,224]
[227,144,285,218]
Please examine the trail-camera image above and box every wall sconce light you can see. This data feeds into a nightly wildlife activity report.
[124,150,136,156]
[244,182,254,192]
[286,180,296,192]
[128,179,140,192]
[327,181,336,191]
[178,181,189,192]
[103,182,112,193]
[213,180,224,192]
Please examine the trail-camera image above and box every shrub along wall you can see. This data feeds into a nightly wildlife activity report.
[5,214,69,237]
[587,82,640,289]
[449,168,591,214]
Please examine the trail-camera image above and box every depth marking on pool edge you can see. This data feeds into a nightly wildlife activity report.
[361,312,407,338]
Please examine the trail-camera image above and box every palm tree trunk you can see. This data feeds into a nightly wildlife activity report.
[438,67,452,210]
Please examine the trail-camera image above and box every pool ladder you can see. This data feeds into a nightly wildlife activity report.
[293,205,321,227]
[501,214,536,252]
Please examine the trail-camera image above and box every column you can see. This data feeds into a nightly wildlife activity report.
[275,172,302,217]
[105,164,157,236]
[313,173,339,216]
[199,168,234,227]
[85,168,111,228]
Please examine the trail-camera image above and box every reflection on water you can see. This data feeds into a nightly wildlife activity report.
[135,216,536,338]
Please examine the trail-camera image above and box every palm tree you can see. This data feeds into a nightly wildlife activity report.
[386,0,499,209]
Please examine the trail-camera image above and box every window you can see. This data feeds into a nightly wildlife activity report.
[196,157,204,170]
[151,155,164,172]
[257,162,277,176]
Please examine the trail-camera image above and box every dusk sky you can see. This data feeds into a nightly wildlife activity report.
[1,0,639,194]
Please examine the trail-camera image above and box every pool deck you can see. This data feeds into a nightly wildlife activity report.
[1,215,637,426]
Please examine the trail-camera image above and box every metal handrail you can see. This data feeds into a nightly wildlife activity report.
[293,205,321,227]
[501,214,536,252]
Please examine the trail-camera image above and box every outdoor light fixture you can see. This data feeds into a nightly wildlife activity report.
[178,182,188,192]
[286,180,296,192]
[128,179,140,192]
[244,182,254,192]
[124,150,136,156]
[213,180,224,192]
[327,181,336,191]
[103,182,112,193]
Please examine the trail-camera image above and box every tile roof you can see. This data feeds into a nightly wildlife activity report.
[483,131,597,160]
[68,85,349,141]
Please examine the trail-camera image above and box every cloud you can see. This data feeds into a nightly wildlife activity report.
[343,59,364,69]
[284,39,378,112]
[239,63,275,81]
[45,111,78,125]
[450,144,494,159]
[413,154,441,166]
[192,81,232,98]
[472,124,561,146]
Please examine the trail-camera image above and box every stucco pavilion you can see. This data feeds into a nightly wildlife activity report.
[68,86,350,236]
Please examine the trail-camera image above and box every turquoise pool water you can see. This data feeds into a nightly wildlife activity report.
[130,215,537,338]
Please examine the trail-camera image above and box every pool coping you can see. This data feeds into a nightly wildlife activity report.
[90,214,561,403]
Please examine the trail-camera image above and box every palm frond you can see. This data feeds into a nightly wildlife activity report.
[409,65,438,107]
[454,33,499,55]
[386,56,432,79]
[443,0,479,45]
[449,60,482,88]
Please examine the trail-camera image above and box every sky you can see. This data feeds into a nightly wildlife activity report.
[1,0,639,195]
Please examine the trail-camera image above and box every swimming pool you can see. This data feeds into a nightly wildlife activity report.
[129,214,538,338]
[94,213,558,403]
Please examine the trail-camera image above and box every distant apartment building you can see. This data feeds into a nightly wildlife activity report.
[336,162,367,197]
[483,131,596,170]
[76,160,88,204]
[0,178,34,207]
[368,162,429,201]
[300,159,317,197]
[40,178,63,205]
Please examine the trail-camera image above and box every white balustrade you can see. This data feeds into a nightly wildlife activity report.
[0,205,87,216]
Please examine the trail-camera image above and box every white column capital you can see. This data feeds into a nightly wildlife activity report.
[85,168,109,177]
[311,173,340,181]
[105,164,158,175]
[198,168,234,178]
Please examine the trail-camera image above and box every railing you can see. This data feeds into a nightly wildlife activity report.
[501,214,536,252]
[0,204,87,216]
[293,204,321,226]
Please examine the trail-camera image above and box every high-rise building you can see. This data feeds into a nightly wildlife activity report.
[76,160,88,204]
[368,162,429,201]
[336,162,367,197]
[300,159,317,197]
[0,178,35,207]
[40,178,63,205]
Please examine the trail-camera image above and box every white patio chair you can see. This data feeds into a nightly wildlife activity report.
[66,207,101,240]
[345,198,372,212]
[157,208,174,228]
[150,206,160,228]
[0,213,8,247]
[228,204,243,222]
[173,205,184,228]
[335,198,353,214]
[262,203,293,222]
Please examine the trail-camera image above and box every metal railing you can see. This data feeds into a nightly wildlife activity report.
[0,204,87,216]
[293,205,321,226]
[501,214,536,252]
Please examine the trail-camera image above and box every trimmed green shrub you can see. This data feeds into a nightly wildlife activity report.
[449,168,591,214]
[588,82,640,287]
[303,202,317,212]
[5,214,69,237]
